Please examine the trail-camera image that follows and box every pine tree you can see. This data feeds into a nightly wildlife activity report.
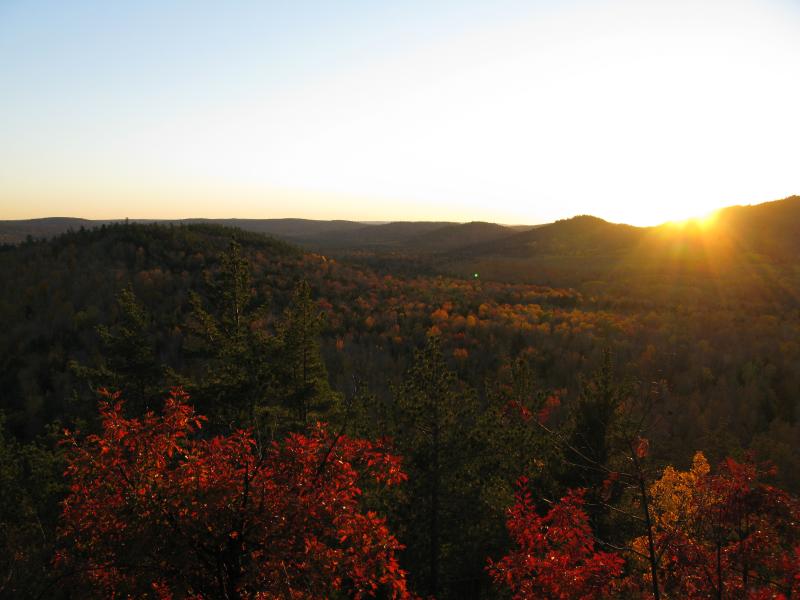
[270,280,340,429]
[391,335,479,598]
[184,240,272,430]
[71,285,164,415]
[564,349,626,493]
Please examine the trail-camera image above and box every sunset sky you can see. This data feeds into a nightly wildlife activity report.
[1,0,799,226]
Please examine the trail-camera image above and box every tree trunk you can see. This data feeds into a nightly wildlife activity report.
[638,471,661,600]
[430,422,440,598]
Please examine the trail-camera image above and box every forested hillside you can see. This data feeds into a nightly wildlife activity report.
[1,220,798,598]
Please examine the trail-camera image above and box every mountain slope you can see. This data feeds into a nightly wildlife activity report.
[459,215,645,258]
[410,221,516,252]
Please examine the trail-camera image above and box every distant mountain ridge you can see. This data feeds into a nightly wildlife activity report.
[0,216,527,254]
[3,197,798,277]
[0,217,95,244]
[0,216,517,250]
[0,217,368,245]
[411,222,516,252]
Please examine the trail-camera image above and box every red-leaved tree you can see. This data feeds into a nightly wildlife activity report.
[641,455,800,599]
[56,389,410,599]
[488,478,624,599]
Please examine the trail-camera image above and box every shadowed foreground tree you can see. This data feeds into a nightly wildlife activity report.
[271,279,340,428]
[185,240,273,430]
[187,249,339,437]
[56,389,410,599]
[0,414,64,598]
[563,350,627,502]
[391,335,480,598]
[71,285,166,416]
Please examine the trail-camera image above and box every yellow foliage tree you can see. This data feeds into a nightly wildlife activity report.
[632,452,711,580]
[649,451,710,529]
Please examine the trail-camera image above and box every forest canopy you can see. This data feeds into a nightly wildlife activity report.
[0,219,798,598]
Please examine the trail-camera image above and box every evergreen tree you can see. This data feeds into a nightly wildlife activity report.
[471,358,561,573]
[184,240,272,430]
[270,280,340,428]
[0,414,65,598]
[71,285,164,415]
[564,349,626,493]
[391,335,479,598]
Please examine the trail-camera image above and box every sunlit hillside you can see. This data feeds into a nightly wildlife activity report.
[432,196,800,299]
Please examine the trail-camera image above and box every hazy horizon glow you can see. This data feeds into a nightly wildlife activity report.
[2,0,799,226]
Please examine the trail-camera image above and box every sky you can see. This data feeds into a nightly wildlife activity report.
[1,0,799,226]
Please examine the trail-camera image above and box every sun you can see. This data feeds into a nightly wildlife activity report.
[663,209,721,232]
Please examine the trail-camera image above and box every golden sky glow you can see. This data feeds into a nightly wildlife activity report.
[1,0,799,225]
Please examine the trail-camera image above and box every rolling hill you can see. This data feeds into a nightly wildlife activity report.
[3,196,798,296]
[435,196,800,299]
[409,221,517,252]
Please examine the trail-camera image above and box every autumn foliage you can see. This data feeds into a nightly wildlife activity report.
[57,389,409,599]
[490,454,800,600]
[635,452,800,599]
[487,478,624,599]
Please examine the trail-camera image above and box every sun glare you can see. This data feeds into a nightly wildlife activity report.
[663,208,721,231]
